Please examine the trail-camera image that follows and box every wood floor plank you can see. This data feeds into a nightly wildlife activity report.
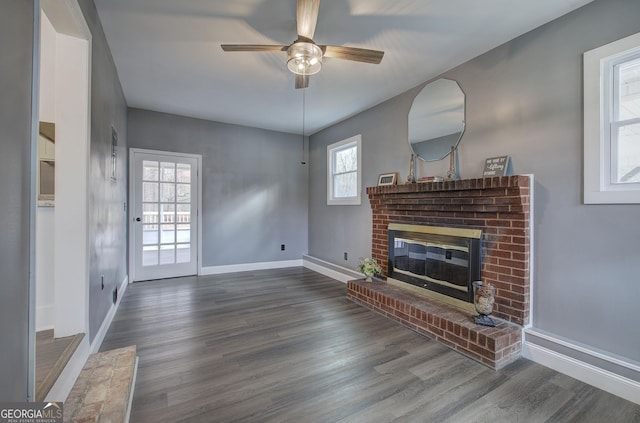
[99,268,640,422]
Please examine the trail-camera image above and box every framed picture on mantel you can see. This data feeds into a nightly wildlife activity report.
[483,156,512,177]
[377,172,398,186]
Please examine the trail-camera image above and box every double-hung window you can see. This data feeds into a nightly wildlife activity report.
[327,134,361,205]
[584,32,640,203]
[610,55,640,185]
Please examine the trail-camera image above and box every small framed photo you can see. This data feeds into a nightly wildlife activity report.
[377,172,398,186]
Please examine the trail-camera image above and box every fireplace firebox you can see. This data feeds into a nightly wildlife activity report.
[387,223,482,312]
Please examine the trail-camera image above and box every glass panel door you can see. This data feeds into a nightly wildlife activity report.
[131,150,198,281]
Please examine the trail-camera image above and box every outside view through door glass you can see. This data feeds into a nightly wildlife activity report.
[142,160,192,266]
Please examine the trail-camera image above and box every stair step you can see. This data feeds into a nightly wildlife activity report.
[64,345,137,423]
[36,331,85,402]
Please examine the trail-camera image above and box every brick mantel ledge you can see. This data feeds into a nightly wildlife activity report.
[366,175,530,196]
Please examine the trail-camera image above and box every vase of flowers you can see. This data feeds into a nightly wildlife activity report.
[358,257,382,282]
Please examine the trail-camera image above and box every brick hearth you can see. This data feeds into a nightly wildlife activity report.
[347,279,522,369]
[348,175,531,369]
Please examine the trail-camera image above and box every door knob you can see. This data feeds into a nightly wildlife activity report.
[135,217,141,222]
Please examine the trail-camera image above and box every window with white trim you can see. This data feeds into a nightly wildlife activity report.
[584,32,640,204]
[327,135,361,205]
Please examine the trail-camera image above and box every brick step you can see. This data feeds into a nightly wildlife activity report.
[347,279,521,369]
[64,346,138,423]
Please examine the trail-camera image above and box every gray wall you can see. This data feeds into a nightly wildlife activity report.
[128,108,309,268]
[0,0,128,396]
[446,0,640,364]
[309,0,640,366]
[0,0,36,401]
[78,0,129,342]
[309,94,411,268]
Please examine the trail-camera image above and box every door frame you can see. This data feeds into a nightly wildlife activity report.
[129,148,203,282]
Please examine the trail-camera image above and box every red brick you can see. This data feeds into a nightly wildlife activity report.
[498,258,525,269]
[499,290,525,302]
[468,342,491,358]
[444,331,469,349]
[460,326,469,339]
[477,333,487,348]
[510,220,528,228]
[428,325,444,337]
[487,249,512,259]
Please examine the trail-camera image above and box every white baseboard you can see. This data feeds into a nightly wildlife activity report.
[200,259,303,275]
[36,305,55,332]
[523,337,640,405]
[44,335,90,402]
[91,274,129,354]
[302,256,360,283]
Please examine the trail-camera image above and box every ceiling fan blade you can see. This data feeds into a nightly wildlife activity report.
[322,45,384,64]
[297,0,320,40]
[221,44,287,52]
[295,74,309,89]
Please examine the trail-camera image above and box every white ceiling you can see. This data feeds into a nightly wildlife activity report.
[94,0,594,135]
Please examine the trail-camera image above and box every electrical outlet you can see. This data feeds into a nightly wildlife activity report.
[101,275,104,290]
[344,252,348,260]
[281,244,285,251]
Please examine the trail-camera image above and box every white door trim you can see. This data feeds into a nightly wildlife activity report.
[33,0,93,400]
[128,148,203,282]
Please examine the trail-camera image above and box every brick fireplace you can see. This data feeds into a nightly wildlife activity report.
[347,175,531,369]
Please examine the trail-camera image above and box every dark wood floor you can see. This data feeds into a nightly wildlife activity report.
[100,268,640,422]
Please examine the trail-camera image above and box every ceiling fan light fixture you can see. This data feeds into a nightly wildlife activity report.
[287,42,322,76]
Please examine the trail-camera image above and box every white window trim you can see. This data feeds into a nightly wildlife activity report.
[327,134,362,205]
[584,31,640,204]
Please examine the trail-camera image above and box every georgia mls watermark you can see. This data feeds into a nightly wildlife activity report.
[0,402,63,423]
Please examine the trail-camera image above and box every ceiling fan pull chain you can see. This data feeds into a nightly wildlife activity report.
[301,88,307,165]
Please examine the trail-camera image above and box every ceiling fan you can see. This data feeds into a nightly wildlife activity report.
[221,0,384,89]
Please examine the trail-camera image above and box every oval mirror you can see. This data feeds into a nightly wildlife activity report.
[408,78,465,161]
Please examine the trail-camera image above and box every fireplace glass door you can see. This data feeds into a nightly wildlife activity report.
[388,226,481,304]
[394,237,470,293]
